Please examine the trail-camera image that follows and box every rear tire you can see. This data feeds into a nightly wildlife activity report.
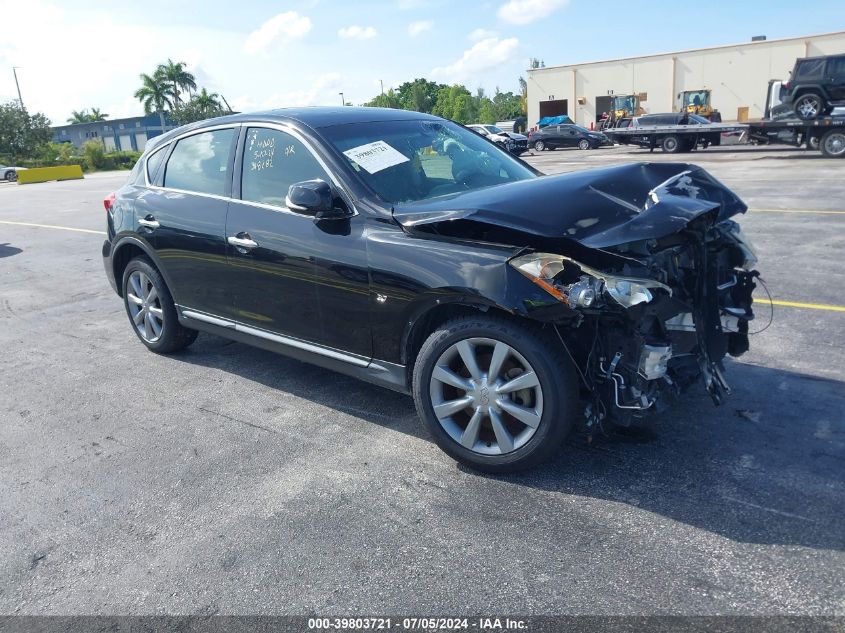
[820,130,845,158]
[122,257,198,354]
[4,171,15,181]
[793,93,826,120]
[412,316,578,473]
[661,135,682,153]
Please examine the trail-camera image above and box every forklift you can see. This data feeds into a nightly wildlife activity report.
[599,94,646,129]
[678,89,722,122]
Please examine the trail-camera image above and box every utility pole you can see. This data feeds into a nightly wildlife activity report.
[380,80,384,96]
[12,67,24,110]
[339,92,345,106]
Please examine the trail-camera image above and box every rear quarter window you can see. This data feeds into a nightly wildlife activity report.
[794,58,826,79]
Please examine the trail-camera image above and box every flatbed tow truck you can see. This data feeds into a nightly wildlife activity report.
[604,114,845,157]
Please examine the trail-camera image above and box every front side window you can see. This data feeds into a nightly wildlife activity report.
[241,127,331,208]
[322,119,535,204]
[163,128,235,196]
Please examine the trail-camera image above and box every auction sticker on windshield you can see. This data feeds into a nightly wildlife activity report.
[343,140,410,174]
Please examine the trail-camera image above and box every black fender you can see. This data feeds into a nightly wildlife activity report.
[109,234,181,303]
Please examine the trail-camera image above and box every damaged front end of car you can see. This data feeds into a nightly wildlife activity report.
[396,163,760,430]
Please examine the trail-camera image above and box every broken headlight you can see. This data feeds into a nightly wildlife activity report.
[722,221,758,271]
[509,252,671,309]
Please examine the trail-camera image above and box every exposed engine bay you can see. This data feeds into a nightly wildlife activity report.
[393,163,761,429]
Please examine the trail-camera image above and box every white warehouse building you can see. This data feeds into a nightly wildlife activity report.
[526,30,845,128]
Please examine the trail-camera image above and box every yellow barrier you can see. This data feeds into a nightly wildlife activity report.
[17,165,84,184]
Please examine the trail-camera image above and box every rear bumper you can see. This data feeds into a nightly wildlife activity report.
[102,238,118,295]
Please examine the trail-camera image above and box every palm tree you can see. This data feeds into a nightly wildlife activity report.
[89,108,109,121]
[157,59,196,107]
[194,88,221,115]
[67,109,90,124]
[134,72,175,132]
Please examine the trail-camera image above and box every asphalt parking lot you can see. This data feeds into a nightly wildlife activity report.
[1,145,843,616]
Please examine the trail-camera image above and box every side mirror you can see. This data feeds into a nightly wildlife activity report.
[285,180,351,220]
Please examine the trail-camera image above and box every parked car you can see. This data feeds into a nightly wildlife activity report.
[632,113,712,127]
[467,124,528,155]
[103,107,759,472]
[527,124,610,151]
[782,54,845,120]
[0,165,24,181]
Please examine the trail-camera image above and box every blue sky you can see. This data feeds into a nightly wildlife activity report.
[1,0,844,123]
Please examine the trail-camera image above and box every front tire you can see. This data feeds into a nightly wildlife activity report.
[122,257,198,354]
[578,139,591,150]
[533,140,545,152]
[794,93,826,120]
[4,171,15,182]
[412,316,578,473]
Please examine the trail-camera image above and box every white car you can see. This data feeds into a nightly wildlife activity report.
[0,165,25,181]
[467,124,529,156]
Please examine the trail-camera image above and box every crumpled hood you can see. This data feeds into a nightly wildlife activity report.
[393,163,747,249]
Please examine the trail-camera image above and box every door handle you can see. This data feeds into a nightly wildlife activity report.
[138,216,160,229]
[228,235,259,249]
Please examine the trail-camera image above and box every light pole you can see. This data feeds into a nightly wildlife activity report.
[339,92,345,106]
[12,67,24,110]
[380,79,384,96]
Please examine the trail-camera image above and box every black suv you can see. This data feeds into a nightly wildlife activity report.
[782,54,845,119]
[103,107,758,472]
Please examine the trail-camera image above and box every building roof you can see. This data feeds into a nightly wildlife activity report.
[527,29,845,73]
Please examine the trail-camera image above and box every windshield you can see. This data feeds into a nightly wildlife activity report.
[572,125,591,134]
[484,125,504,134]
[321,119,536,204]
[689,114,711,124]
[683,90,708,107]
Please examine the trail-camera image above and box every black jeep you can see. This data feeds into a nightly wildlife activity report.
[782,54,845,120]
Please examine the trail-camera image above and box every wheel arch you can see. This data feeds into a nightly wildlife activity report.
[401,296,516,380]
[111,236,177,300]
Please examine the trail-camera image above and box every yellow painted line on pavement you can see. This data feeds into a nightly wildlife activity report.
[767,299,845,313]
[0,220,105,235]
[2,219,843,313]
[751,208,845,215]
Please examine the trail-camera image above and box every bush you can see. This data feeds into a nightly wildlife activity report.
[81,139,106,170]
[16,142,139,171]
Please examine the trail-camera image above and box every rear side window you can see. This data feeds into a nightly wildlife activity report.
[164,128,235,196]
[794,58,826,79]
[145,146,167,184]
[241,127,331,208]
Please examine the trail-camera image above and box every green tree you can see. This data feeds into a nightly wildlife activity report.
[364,88,402,109]
[134,72,175,132]
[478,99,497,124]
[171,88,228,125]
[432,84,476,124]
[0,101,52,160]
[89,108,109,121]
[396,78,444,113]
[157,59,196,107]
[67,109,90,124]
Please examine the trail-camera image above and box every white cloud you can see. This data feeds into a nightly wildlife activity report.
[408,20,433,37]
[243,11,312,54]
[396,0,428,9]
[338,25,378,40]
[250,73,343,109]
[468,28,497,41]
[431,37,519,84]
[497,0,568,25]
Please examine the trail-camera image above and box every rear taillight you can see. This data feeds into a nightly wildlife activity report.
[104,193,116,211]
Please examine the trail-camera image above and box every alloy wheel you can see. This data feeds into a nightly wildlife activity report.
[796,95,820,119]
[822,132,845,157]
[578,139,590,150]
[126,270,164,342]
[429,337,543,456]
[534,140,545,151]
